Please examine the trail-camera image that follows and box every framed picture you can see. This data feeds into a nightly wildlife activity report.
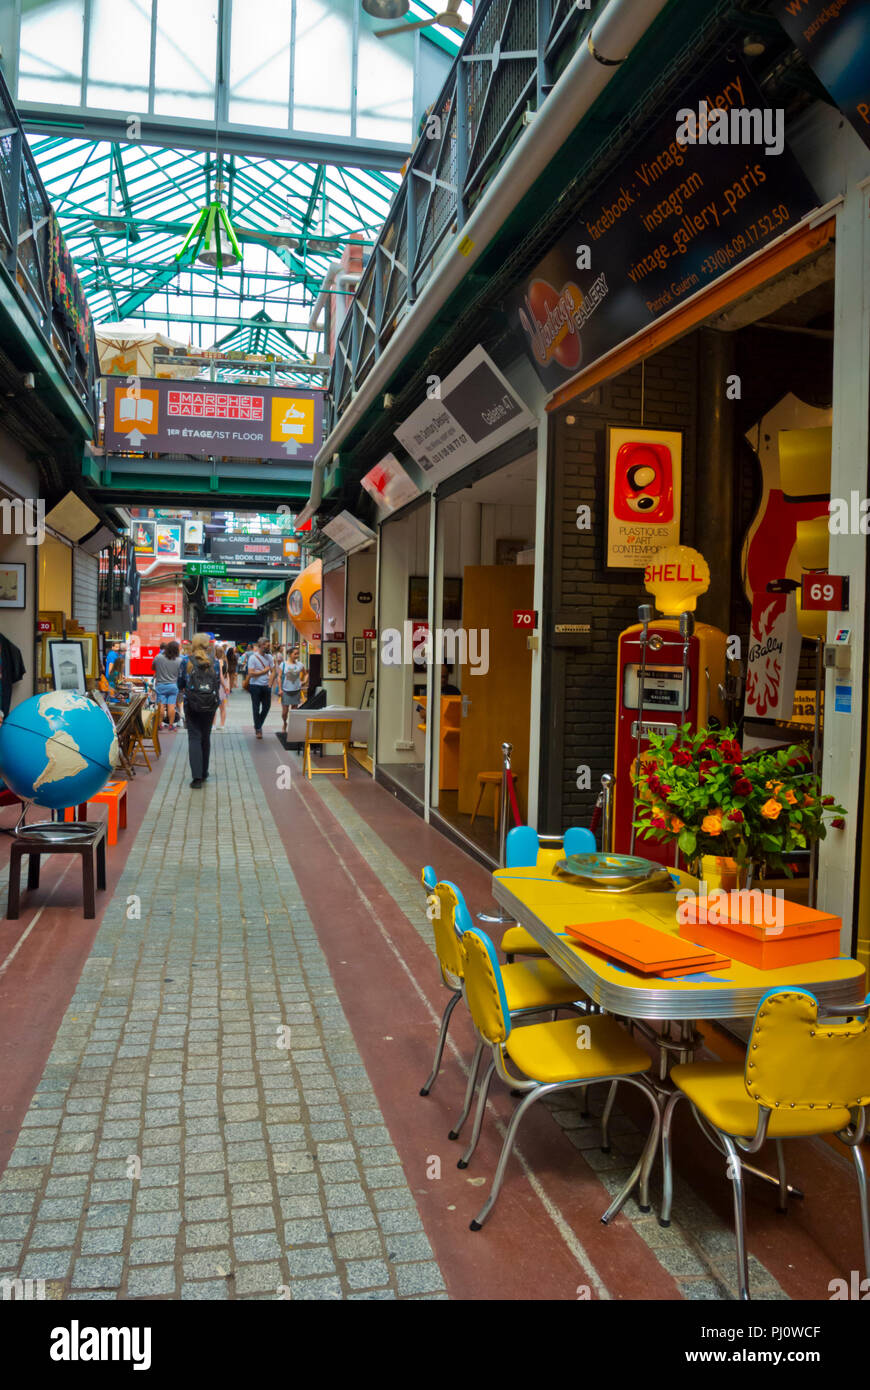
[0,563,25,608]
[495,538,528,566]
[352,656,366,676]
[360,679,375,710]
[133,520,154,555]
[323,640,346,680]
[49,639,87,694]
[352,637,366,657]
[606,425,682,569]
[37,609,65,634]
[77,633,99,679]
[408,576,462,621]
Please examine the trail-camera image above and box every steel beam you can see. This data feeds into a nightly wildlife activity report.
[114,311,319,332]
[18,105,411,171]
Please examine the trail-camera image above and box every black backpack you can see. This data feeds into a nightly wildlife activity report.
[184,658,220,716]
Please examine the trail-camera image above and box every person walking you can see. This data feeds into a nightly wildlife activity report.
[278,645,304,736]
[214,644,230,731]
[152,640,181,730]
[245,636,275,739]
[177,633,221,787]
[226,643,238,691]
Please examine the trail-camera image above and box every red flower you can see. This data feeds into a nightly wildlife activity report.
[646,760,659,773]
[734,778,752,797]
[698,738,717,755]
[720,739,742,763]
[672,749,692,767]
[822,796,835,806]
[648,775,662,795]
[730,764,745,778]
[659,783,672,796]
[650,814,666,829]
[831,817,845,829]
[728,809,744,823]
[698,760,716,779]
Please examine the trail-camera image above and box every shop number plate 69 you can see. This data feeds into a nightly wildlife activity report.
[801,574,848,612]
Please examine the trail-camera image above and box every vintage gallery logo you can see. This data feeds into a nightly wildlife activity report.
[517,273,608,373]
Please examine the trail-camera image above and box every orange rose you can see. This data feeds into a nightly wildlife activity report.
[784,790,797,806]
[701,812,723,836]
[761,798,782,820]
[803,795,814,807]
[670,817,683,833]
[765,780,783,793]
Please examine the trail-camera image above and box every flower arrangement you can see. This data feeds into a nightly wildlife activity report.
[632,724,845,878]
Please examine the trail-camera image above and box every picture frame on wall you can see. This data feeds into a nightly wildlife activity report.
[0,562,25,608]
[352,637,366,657]
[359,679,375,710]
[495,538,528,566]
[352,656,366,676]
[48,639,87,694]
[323,640,346,680]
[606,425,682,569]
[408,576,463,621]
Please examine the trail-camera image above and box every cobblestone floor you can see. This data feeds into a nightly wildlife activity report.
[0,701,446,1300]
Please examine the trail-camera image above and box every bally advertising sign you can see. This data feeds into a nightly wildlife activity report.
[608,427,682,568]
[508,55,818,390]
[104,378,324,462]
[745,590,802,721]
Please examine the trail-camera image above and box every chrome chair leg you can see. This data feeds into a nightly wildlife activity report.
[600,1080,619,1152]
[457,1056,496,1169]
[470,1083,556,1231]
[722,1134,751,1301]
[659,1089,686,1227]
[420,990,461,1097]
[851,1141,870,1280]
[448,1037,483,1141]
[601,1077,661,1223]
[775,1139,788,1214]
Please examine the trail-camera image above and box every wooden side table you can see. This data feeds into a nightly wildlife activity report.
[6,822,108,920]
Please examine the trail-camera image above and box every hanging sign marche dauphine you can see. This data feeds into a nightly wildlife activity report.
[509,55,820,389]
[104,378,324,461]
[775,0,870,153]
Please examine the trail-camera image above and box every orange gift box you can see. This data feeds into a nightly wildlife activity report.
[677,893,841,970]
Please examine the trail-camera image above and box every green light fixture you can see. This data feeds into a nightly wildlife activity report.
[177,183,242,277]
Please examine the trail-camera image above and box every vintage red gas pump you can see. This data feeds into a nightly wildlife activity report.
[612,548,728,865]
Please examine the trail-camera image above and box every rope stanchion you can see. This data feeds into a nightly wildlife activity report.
[506,767,521,828]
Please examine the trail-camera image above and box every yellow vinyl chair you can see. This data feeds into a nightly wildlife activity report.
[661,987,870,1301]
[419,869,588,1145]
[460,925,661,1231]
[501,826,597,961]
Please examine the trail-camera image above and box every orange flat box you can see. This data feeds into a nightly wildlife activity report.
[565,919,725,975]
[677,895,841,969]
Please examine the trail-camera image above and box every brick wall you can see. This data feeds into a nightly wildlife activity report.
[542,333,699,831]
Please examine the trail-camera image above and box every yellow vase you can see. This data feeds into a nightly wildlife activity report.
[699,854,749,891]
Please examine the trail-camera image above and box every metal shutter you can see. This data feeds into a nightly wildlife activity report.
[73,550,99,631]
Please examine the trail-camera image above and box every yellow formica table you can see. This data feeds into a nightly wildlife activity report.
[491,860,867,1023]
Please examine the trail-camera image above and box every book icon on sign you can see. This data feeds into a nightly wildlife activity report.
[279,404,305,437]
[119,396,154,425]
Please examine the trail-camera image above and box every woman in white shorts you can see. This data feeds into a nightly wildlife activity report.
[279,646,304,735]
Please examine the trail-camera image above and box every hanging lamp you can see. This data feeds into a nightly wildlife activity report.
[176,181,242,276]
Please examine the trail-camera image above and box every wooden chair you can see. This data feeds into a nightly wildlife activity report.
[141,706,161,760]
[304,718,351,780]
[471,771,502,828]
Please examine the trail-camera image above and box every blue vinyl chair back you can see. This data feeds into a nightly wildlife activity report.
[563,826,596,857]
[505,825,596,868]
[422,865,437,893]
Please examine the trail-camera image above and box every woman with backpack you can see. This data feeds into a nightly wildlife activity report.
[244,636,276,740]
[177,633,222,787]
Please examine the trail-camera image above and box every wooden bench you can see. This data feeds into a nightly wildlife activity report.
[304,718,351,780]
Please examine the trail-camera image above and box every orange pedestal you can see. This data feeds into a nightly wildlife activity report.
[63,781,128,846]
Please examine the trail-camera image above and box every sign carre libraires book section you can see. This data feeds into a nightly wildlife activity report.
[105,378,324,463]
[508,54,821,389]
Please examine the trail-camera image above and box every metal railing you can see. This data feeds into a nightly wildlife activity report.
[0,68,98,427]
[327,0,602,432]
